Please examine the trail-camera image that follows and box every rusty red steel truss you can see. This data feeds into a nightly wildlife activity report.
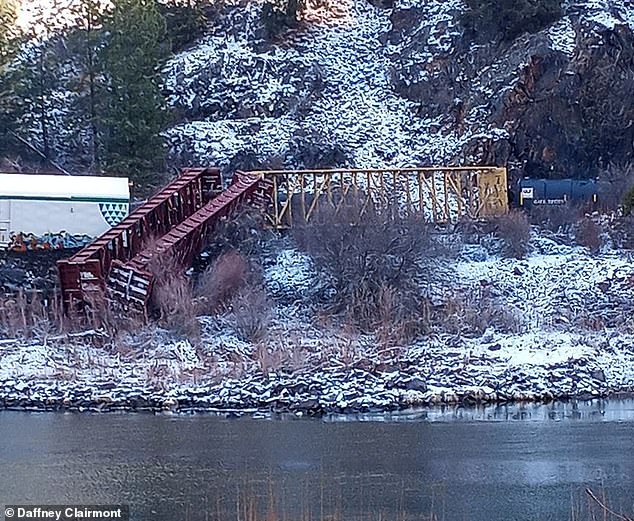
[58,169,273,312]
[57,167,223,311]
[108,171,272,310]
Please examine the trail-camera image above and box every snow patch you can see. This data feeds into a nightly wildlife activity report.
[264,248,316,299]
[547,17,577,55]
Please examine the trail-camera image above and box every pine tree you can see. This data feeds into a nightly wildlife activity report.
[7,1,64,160]
[158,0,206,54]
[67,0,106,171]
[100,0,170,186]
[0,0,18,154]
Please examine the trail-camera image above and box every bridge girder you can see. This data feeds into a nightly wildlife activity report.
[249,167,508,228]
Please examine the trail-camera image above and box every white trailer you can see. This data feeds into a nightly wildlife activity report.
[0,173,130,250]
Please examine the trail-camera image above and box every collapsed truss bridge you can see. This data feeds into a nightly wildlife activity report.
[58,166,507,312]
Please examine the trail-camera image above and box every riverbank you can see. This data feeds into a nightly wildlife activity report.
[2,224,634,413]
[1,323,634,413]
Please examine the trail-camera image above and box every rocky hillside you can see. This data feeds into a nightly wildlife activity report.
[2,0,632,182]
[161,0,634,180]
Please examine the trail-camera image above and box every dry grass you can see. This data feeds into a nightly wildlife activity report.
[599,161,634,212]
[494,210,531,258]
[148,252,200,339]
[0,290,57,339]
[253,343,288,376]
[375,285,433,349]
[0,286,126,341]
[529,204,580,233]
[197,250,249,314]
[576,216,602,253]
[440,291,524,336]
[231,286,272,343]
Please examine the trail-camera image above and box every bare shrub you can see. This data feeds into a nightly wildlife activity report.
[607,214,634,249]
[375,285,433,348]
[292,199,438,338]
[574,310,605,331]
[0,290,67,339]
[576,217,602,253]
[201,208,272,263]
[196,251,248,314]
[231,286,272,343]
[148,253,200,339]
[440,291,523,336]
[529,204,580,233]
[61,288,120,344]
[253,343,288,376]
[494,210,531,258]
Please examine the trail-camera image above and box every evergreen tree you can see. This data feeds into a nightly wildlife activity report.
[67,0,106,171]
[100,0,170,185]
[158,0,205,54]
[6,1,64,160]
[0,0,18,154]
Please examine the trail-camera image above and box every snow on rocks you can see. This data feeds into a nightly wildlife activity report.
[2,229,634,413]
[162,0,472,169]
[1,325,634,413]
[453,237,634,331]
[0,321,633,415]
[547,16,577,56]
[579,0,634,30]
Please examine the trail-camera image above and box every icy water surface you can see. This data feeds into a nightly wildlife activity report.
[1,400,634,521]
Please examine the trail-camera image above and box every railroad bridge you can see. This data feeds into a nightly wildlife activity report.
[57,166,508,312]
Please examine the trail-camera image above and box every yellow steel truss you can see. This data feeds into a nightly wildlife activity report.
[247,167,508,228]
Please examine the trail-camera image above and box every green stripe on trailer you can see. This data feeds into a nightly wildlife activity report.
[0,195,130,203]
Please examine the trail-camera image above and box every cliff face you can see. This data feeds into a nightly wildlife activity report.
[163,0,634,178]
[4,0,632,178]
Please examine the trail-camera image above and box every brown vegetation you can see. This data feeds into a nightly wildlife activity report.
[529,204,580,233]
[292,200,441,341]
[148,252,200,339]
[599,162,634,212]
[0,287,130,341]
[576,217,602,253]
[440,291,524,337]
[0,290,61,339]
[494,210,531,258]
[231,286,272,343]
[197,250,249,314]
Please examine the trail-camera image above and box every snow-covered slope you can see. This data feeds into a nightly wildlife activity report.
[163,0,483,169]
[162,0,634,174]
[165,0,460,167]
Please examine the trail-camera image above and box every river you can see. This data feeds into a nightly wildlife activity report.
[1,400,634,521]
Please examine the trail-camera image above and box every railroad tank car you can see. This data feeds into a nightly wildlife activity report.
[0,173,130,250]
[516,178,598,208]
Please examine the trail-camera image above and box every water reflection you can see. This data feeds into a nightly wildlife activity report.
[0,400,633,521]
[325,398,634,423]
